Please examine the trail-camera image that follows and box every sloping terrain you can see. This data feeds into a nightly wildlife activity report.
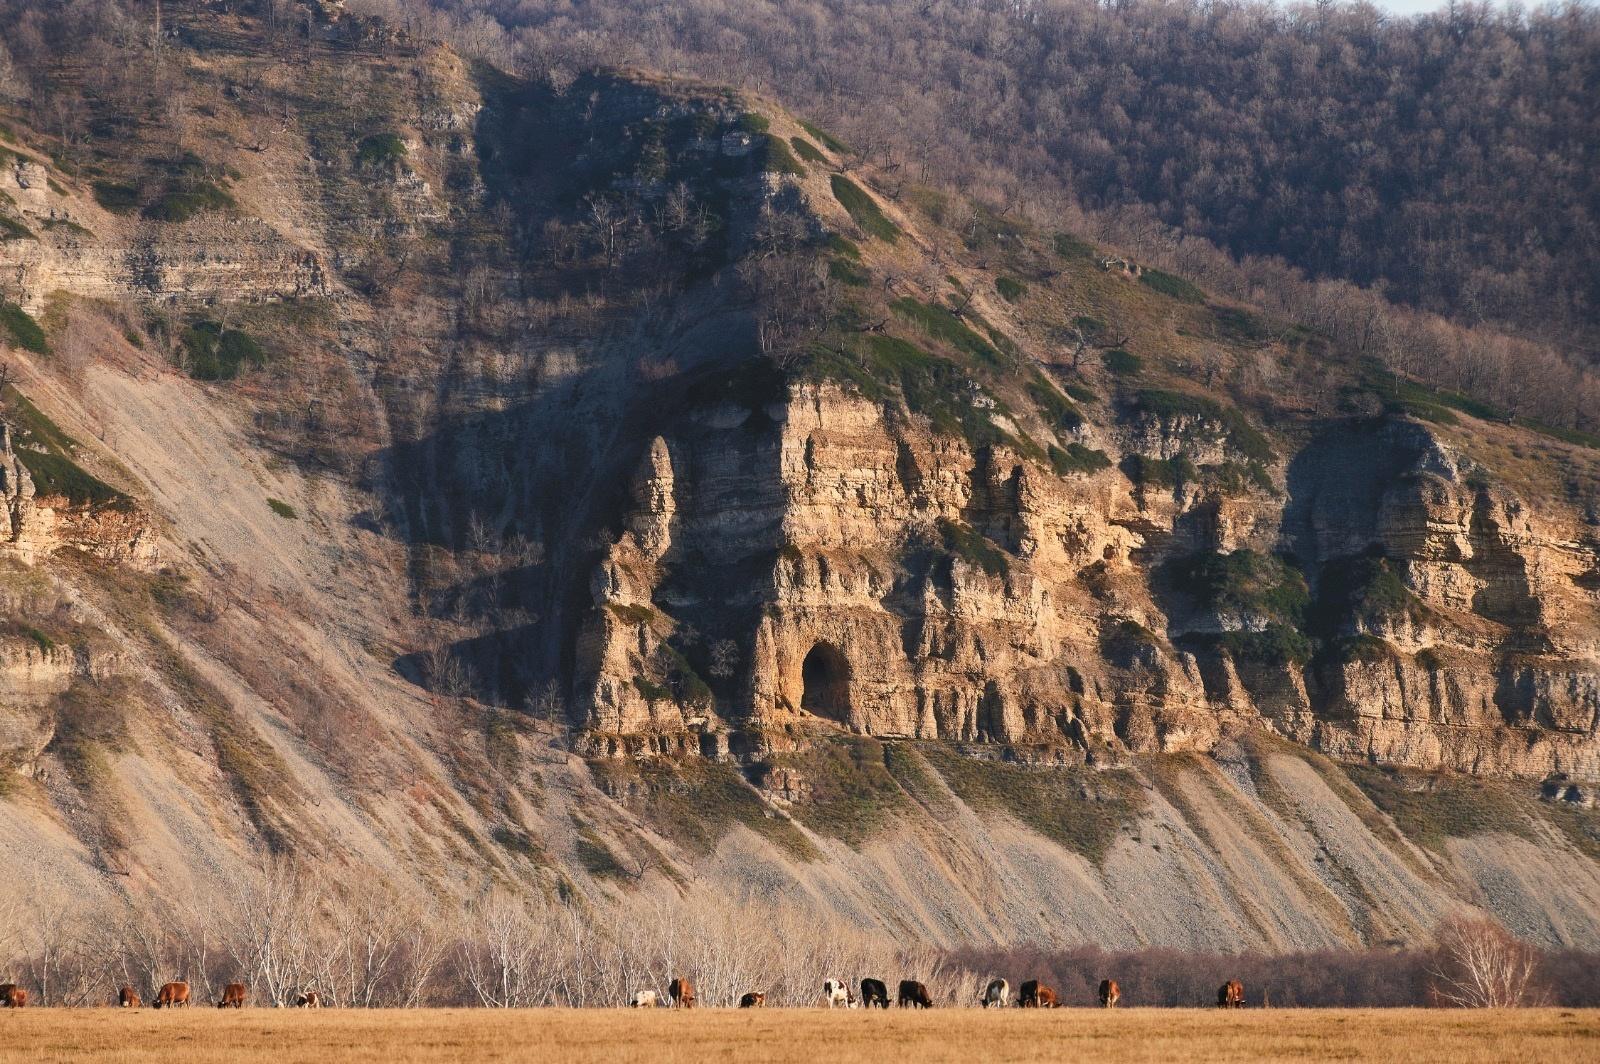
[0,1,1597,952]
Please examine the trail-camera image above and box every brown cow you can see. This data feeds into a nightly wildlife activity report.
[153,982,190,1009]
[0,984,26,1008]
[295,991,322,1008]
[216,982,247,1009]
[738,991,765,1008]
[118,985,141,1008]
[1218,979,1245,1009]
[1099,978,1121,1008]
[1019,980,1058,1008]
[668,976,695,1009]
[897,980,932,1008]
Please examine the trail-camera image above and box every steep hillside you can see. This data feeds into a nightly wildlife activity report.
[0,1,1597,954]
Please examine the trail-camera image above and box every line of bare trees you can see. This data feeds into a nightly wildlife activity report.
[0,861,974,1008]
[1,859,1593,1009]
[957,915,1598,1010]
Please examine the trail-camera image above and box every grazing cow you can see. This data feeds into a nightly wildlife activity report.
[859,978,890,1009]
[982,978,1009,1008]
[1019,980,1058,1008]
[153,982,190,1009]
[294,991,322,1009]
[738,992,765,1008]
[0,984,25,1008]
[630,990,658,1008]
[1099,979,1121,1008]
[668,977,695,1009]
[897,980,932,1009]
[118,985,141,1008]
[1218,980,1244,1009]
[822,979,854,1008]
[216,983,247,1009]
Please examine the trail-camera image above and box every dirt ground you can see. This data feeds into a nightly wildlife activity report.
[0,1007,1595,1064]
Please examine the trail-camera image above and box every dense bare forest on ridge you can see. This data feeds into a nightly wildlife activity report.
[3,0,1598,429]
[343,0,1599,351]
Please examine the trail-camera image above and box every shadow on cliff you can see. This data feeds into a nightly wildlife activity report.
[353,67,794,710]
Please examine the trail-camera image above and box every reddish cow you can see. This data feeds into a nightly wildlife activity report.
[897,980,932,1008]
[1218,980,1245,1009]
[668,977,695,1009]
[0,984,26,1008]
[154,982,190,1009]
[216,983,247,1009]
[118,985,141,1008]
[1099,979,1121,1008]
[1019,980,1059,1008]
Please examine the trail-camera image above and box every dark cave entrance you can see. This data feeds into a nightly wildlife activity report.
[800,642,852,723]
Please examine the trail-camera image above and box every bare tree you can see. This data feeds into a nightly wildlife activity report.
[1428,915,1548,1008]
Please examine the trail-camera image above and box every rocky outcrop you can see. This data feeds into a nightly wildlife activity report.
[0,638,74,777]
[576,388,1600,782]
[0,421,155,568]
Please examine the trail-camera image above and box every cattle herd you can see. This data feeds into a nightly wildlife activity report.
[629,975,1247,1010]
[0,981,324,1009]
[0,976,1250,1010]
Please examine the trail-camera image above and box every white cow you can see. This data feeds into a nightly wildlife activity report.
[822,979,855,1008]
[631,990,659,1008]
[982,978,1009,1008]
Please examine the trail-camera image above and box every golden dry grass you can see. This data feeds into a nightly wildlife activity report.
[0,1008,1596,1064]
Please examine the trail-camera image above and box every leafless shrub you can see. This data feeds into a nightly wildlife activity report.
[1427,915,1549,1009]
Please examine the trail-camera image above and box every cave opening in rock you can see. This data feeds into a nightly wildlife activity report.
[800,642,851,723]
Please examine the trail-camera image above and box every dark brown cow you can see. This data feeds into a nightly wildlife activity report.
[1019,980,1058,1008]
[1218,980,1245,1009]
[1099,978,1121,1008]
[118,985,141,1008]
[295,991,322,1008]
[216,982,247,1009]
[0,984,26,1008]
[738,991,765,1008]
[153,982,190,1009]
[668,976,695,1009]
[859,978,890,1009]
[897,980,932,1008]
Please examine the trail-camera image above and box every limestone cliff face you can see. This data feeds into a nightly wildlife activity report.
[0,420,154,567]
[2,154,329,315]
[577,389,1600,782]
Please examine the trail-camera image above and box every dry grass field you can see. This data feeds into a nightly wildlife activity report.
[0,1008,1595,1064]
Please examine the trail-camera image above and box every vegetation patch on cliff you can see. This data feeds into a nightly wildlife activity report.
[182,320,267,381]
[0,301,48,355]
[830,174,900,243]
[1310,554,1430,633]
[937,518,1009,578]
[920,745,1145,864]
[790,136,828,164]
[766,735,908,847]
[1132,389,1275,463]
[1049,442,1111,476]
[1166,549,1308,626]
[1138,267,1206,304]
[5,388,131,510]
[799,119,849,155]
[1345,765,1540,852]
[588,757,817,861]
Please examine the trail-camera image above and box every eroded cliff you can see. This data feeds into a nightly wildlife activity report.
[0,1,1597,953]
